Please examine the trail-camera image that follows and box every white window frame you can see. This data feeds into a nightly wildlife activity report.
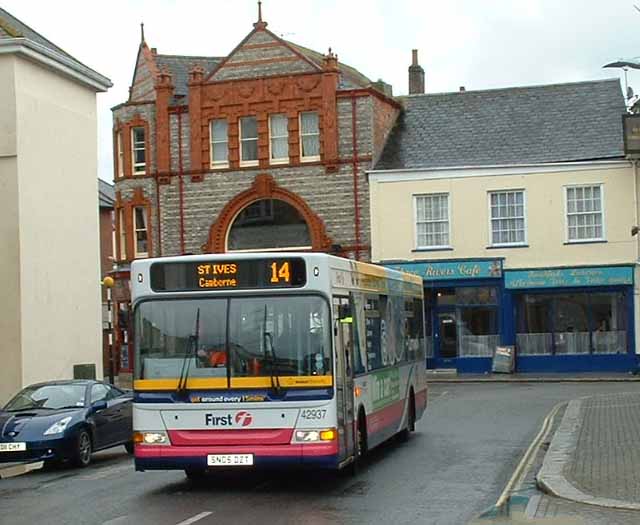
[487,189,527,247]
[564,183,605,243]
[239,116,259,167]
[413,193,452,250]
[133,206,149,258]
[269,114,289,165]
[118,208,126,260]
[209,118,229,169]
[299,111,320,162]
[116,131,124,178]
[131,127,146,175]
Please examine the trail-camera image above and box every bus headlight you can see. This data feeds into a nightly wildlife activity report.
[293,428,337,443]
[133,431,170,445]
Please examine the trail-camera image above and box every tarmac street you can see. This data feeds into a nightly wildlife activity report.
[0,382,638,525]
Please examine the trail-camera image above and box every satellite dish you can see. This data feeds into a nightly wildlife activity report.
[628,86,635,100]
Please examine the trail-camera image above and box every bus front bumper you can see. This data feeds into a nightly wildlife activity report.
[134,442,340,471]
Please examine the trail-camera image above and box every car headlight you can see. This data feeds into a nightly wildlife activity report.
[292,428,337,443]
[43,416,73,436]
[133,431,170,445]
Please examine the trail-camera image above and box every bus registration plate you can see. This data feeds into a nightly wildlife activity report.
[207,454,254,466]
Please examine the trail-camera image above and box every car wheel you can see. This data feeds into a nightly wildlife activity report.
[72,430,92,468]
[124,442,134,455]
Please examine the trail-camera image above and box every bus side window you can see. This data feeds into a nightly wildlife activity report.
[350,292,366,375]
[365,295,383,371]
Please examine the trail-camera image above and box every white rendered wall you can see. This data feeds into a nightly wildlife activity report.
[14,56,103,389]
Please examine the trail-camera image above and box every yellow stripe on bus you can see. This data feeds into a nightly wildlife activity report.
[134,375,333,391]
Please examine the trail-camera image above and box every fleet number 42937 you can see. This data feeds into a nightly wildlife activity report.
[300,409,326,420]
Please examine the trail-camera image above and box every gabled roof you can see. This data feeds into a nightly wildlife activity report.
[155,54,222,103]
[375,79,626,171]
[98,179,115,208]
[285,41,371,90]
[0,7,111,91]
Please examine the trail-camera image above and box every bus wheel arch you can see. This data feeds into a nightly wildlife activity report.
[356,405,368,457]
[408,388,416,432]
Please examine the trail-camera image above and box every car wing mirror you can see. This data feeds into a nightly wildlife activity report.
[91,400,107,412]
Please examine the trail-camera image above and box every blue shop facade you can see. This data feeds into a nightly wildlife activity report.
[385,259,637,373]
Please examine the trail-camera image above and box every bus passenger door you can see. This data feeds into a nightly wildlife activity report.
[333,296,355,461]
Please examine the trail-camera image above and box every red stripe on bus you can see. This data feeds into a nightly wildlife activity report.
[168,428,294,446]
[135,441,338,458]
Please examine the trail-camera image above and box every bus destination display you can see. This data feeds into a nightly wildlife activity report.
[150,258,306,292]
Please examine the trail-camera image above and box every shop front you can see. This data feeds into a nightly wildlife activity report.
[385,261,637,373]
[385,259,505,373]
[505,266,636,373]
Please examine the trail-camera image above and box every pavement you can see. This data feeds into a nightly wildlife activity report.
[537,391,640,511]
[426,372,640,383]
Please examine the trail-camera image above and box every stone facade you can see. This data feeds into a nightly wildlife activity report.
[110,14,401,334]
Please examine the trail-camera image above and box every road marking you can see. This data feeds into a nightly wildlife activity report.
[495,401,565,508]
[176,511,213,525]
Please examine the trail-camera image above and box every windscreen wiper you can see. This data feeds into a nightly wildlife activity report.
[176,308,200,398]
[263,305,281,396]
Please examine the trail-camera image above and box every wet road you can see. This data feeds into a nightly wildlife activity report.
[0,382,637,525]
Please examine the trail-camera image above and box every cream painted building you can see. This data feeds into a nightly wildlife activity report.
[0,8,112,403]
[370,78,639,373]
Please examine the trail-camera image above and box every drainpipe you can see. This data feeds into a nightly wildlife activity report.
[154,173,163,256]
[351,96,361,261]
[178,109,186,254]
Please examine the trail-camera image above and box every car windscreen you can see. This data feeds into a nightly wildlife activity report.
[134,295,331,380]
[4,384,87,411]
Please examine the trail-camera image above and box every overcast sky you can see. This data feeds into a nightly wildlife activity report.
[3,0,640,182]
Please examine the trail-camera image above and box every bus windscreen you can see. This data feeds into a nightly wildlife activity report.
[150,258,306,292]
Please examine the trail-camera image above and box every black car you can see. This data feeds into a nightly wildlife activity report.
[0,380,133,467]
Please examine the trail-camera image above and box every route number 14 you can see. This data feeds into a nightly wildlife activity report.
[270,262,291,284]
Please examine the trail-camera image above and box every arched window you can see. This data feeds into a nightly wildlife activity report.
[227,199,311,251]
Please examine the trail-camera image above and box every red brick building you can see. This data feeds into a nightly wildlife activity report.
[111,11,403,372]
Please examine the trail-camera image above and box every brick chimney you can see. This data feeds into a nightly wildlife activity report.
[408,49,425,95]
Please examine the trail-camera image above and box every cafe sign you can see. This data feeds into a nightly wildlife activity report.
[385,259,502,281]
[505,266,633,289]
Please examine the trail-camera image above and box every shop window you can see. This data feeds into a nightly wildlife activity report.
[133,207,148,258]
[299,111,320,161]
[516,291,627,355]
[240,116,258,167]
[590,293,627,354]
[566,185,604,242]
[415,194,450,249]
[227,199,311,251]
[210,119,229,168]
[269,114,289,164]
[553,294,590,354]
[516,294,554,355]
[131,127,146,175]
[489,190,526,246]
[459,307,499,357]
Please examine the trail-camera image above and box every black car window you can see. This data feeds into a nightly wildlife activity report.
[4,384,86,411]
[106,386,124,400]
[90,384,110,404]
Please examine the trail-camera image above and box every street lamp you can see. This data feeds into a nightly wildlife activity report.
[101,276,115,384]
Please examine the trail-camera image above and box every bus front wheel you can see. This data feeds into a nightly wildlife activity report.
[399,392,415,442]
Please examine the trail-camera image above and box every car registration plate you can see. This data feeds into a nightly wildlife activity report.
[207,454,254,466]
[0,442,26,452]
